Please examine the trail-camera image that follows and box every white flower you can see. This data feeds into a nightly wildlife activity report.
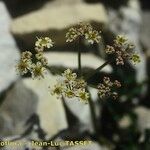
[105,35,141,65]
[35,46,44,52]
[35,37,54,48]
[16,59,31,75]
[51,69,89,102]
[85,30,101,44]
[114,35,128,46]
[41,57,48,66]
[66,22,101,44]
[62,68,77,81]
[130,54,141,65]
[66,28,79,42]
[98,77,121,99]
[105,45,115,54]
[21,51,32,60]
[77,89,89,102]
[35,52,44,60]
[31,62,47,79]
[64,89,75,98]
[16,37,50,80]
[51,83,63,98]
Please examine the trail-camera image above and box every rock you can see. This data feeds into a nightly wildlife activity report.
[134,106,150,132]
[107,0,147,83]
[141,11,150,51]
[46,52,112,73]
[23,75,68,137]
[4,0,50,18]
[140,0,150,9]
[11,1,107,33]
[64,87,102,133]
[10,0,108,50]
[0,73,68,137]
[85,0,129,9]
[0,80,38,136]
[0,2,20,93]
[64,90,97,133]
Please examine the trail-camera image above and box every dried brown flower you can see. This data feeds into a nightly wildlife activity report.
[98,77,121,99]
[105,35,140,65]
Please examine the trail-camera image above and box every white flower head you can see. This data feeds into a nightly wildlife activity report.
[21,51,32,60]
[66,28,79,42]
[66,22,101,44]
[51,69,89,103]
[16,59,32,75]
[105,35,141,66]
[31,62,47,79]
[76,89,90,102]
[85,30,101,44]
[98,77,121,99]
[62,68,77,81]
[35,37,54,49]
[35,52,44,60]
[51,83,63,98]
[130,53,141,65]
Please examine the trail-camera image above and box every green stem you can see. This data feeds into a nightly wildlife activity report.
[88,89,99,136]
[86,60,111,81]
[78,37,82,77]
[78,49,81,76]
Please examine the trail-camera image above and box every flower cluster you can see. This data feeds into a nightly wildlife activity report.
[98,77,121,99]
[66,22,101,44]
[16,37,54,79]
[51,69,89,102]
[35,37,54,50]
[16,52,32,75]
[105,35,141,65]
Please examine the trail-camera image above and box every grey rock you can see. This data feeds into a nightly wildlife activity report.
[0,80,38,136]
[22,74,68,137]
[11,1,107,33]
[108,0,147,82]
[10,0,108,50]
[4,0,51,18]
[46,52,112,73]
[64,87,100,133]
[134,106,150,132]
[0,2,20,93]
[85,0,128,9]
[141,11,150,51]
[0,73,68,137]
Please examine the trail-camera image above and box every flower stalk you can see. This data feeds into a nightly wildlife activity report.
[78,37,82,77]
[86,60,111,81]
[87,89,99,135]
